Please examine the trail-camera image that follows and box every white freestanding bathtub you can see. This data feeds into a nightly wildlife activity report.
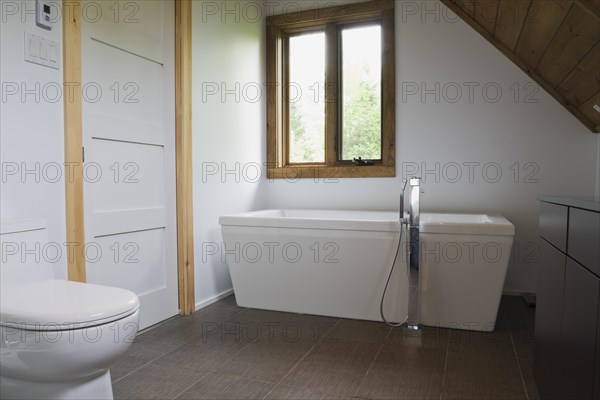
[419,213,515,331]
[219,210,514,330]
[219,210,409,323]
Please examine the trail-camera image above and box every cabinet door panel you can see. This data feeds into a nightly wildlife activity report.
[594,297,600,400]
[534,239,567,399]
[562,257,600,400]
[568,208,600,276]
[539,202,568,252]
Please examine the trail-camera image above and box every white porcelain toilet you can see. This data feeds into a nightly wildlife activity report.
[418,212,515,332]
[0,219,140,400]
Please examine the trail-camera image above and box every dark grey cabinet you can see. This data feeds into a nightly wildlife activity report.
[534,240,566,399]
[568,208,600,276]
[539,201,568,252]
[535,199,600,400]
[561,258,599,400]
[595,303,600,399]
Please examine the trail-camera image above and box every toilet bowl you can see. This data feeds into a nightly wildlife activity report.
[0,219,140,399]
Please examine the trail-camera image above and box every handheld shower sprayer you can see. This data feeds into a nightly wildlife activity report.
[399,178,408,224]
[380,177,421,328]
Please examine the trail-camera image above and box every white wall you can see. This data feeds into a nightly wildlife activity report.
[596,136,600,198]
[265,1,599,293]
[0,0,67,278]
[191,1,267,307]
[3,0,595,302]
[263,0,364,15]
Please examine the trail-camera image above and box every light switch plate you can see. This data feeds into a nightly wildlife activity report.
[24,32,60,70]
[36,0,55,30]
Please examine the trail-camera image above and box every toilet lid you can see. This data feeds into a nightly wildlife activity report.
[0,280,140,330]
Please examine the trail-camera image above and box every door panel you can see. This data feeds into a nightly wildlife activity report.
[85,39,164,125]
[85,0,165,63]
[81,0,177,329]
[91,230,167,295]
[90,140,165,212]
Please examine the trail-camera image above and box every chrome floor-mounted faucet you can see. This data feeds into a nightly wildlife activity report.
[406,177,421,330]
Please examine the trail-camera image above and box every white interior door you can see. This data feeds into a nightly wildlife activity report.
[81,0,178,329]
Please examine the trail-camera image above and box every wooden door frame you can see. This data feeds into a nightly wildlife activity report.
[63,0,195,315]
[174,0,195,315]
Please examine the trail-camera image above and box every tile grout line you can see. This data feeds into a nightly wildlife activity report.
[193,310,344,399]
[111,359,154,384]
[118,304,350,399]
[509,326,531,400]
[261,318,343,399]
[205,308,272,368]
[114,324,235,393]
[116,310,251,397]
[161,307,277,400]
[194,369,288,386]
[118,297,533,399]
[123,308,240,373]
[438,330,451,400]
[352,326,393,398]
[141,332,203,367]
[113,306,249,387]
[113,331,202,385]
[172,370,213,400]
[216,306,248,322]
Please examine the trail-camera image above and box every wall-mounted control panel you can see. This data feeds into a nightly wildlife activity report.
[36,0,55,30]
[24,32,60,70]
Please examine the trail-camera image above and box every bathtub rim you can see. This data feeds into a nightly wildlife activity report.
[219,209,514,236]
[219,209,402,232]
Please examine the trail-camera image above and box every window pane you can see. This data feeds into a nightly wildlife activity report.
[288,32,325,163]
[341,25,382,161]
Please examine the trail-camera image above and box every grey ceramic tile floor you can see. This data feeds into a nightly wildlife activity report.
[111,295,539,400]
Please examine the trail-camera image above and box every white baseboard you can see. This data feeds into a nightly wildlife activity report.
[195,288,234,311]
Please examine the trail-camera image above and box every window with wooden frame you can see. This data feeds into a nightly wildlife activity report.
[266,0,395,179]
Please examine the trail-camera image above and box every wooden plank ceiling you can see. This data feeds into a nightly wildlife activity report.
[440,0,600,133]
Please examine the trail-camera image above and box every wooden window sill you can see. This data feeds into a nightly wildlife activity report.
[267,164,395,180]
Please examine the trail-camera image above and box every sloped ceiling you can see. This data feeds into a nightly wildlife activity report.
[440,0,600,133]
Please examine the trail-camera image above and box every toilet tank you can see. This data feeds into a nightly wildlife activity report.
[0,219,54,285]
